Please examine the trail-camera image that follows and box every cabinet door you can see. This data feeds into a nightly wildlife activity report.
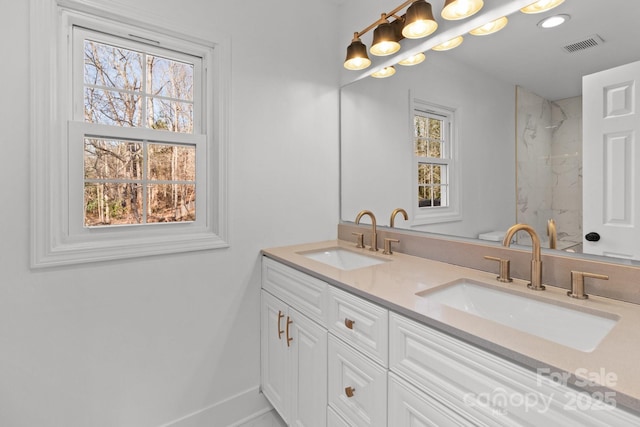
[289,307,328,427]
[261,290,290,424]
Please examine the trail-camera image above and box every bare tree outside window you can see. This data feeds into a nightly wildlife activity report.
[82,39,196,226]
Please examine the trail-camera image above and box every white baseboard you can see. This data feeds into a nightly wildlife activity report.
[159,386,274,427]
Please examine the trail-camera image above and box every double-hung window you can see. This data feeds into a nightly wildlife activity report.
[412,98,461,224]
[74,28,201,227]
[30,0,229,267]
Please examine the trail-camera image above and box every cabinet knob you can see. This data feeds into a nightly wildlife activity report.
[345,386,356,398]
[277,310,284,340]
[344,318,355,329]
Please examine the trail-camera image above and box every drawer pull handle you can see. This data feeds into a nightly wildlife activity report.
[345,386,356,398]
[286,316,293,347]
[344,318,355,329]
[277,311,284,340]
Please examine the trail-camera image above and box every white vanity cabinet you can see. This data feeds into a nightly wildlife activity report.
[389,313,640,427]
[261,256,640,426]
[261,258,329,427]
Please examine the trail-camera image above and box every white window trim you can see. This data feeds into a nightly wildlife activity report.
[411,96,462,226]
[30,0,230,267]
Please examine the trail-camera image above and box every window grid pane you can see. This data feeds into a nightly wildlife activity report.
[414,115,445,159]
[418,163,449,208]
[84,137,196,227]
[147,184,196,223]
[84,182,143,226]
[83,39,194,134]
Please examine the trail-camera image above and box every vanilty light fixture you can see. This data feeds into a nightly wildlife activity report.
[342,0,491,78]
[342,0,568,79]
[521,0,565,14]
[343,0,441,72]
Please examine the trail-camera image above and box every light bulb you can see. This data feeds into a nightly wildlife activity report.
[521,0,565,14]
[432,36,464,51]
[371,66,396,78]
[442,0,484,20]
[469,16,508,36]
[399,52,426,66]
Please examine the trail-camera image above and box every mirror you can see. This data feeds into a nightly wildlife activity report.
[340,0,640,263]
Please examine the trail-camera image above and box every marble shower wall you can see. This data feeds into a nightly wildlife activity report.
[516,86,583,250]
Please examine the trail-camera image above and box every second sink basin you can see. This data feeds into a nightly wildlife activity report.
[299,247,387,270]
[416,279,618,352]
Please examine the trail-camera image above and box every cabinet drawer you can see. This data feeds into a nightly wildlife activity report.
[388,373,476,426]
[328,286,389,366]
[389,313,639,426]
[262,257,328,327]
[328,335,387,427]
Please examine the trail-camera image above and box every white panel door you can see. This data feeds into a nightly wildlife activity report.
[261,291,290,424]
[289,306,327,427]
[583,60,640,260]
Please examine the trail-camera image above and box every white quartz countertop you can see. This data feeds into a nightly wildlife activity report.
[262,239,640,414]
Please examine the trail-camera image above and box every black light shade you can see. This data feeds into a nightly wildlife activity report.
[344,36,371,70]
[402,1,438,39]
[370,21,400,56]
[441,0,483,20]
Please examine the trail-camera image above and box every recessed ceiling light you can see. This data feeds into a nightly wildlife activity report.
[538,14,571,29]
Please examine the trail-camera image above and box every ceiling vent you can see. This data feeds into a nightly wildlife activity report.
[563,34,604,53]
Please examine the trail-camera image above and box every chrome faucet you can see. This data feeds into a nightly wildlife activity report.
[355,210,378,251]
[389,208,408,228]
[502,223,545,291]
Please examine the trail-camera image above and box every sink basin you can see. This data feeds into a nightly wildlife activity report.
[299,247,387,270]
[416,279,618,352]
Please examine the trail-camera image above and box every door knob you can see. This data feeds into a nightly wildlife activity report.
[585,232,600,242]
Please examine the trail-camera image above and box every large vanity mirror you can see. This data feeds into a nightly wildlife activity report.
[340,0,640,264]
